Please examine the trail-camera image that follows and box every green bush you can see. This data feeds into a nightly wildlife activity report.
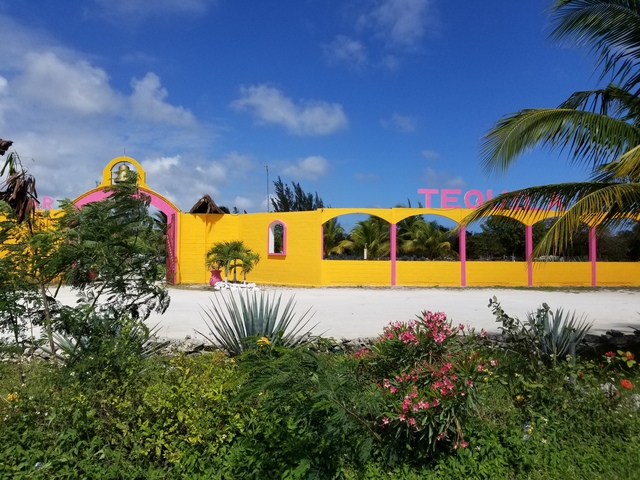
[224,345,382,479]
[2,303,640,478]
[355,311,494,462]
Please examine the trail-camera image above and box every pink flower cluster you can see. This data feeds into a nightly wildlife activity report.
[352,347,371,359]
[371,311,496,451]
[422,311,454,344]
[379,311,462,347]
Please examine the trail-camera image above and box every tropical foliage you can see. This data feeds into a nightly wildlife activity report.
[2,301,640,478]
[0,151,169,373]
[397,216,456,260]
[337,215,391,259]
[205,240,260,283]
[322,217,346,256]
[271,176,325,212]
[332,209,457,260]
[462,0,640,258]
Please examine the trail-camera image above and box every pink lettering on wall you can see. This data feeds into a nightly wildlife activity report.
[37,196,54,210]
[418,189,505,209]
[440,189,461,208]
[463,189,484,208]
[417,189,562,211]
[417,189,438,208]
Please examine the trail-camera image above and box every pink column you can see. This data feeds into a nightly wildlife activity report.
[525,225,533,287]
[589,226,597,287]
[459,226,466,287]
[390,223,397,286]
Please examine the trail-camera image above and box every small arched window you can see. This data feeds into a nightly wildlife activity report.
[268,220,287,255]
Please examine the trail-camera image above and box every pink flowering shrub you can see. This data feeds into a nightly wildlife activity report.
[355,311,494,457]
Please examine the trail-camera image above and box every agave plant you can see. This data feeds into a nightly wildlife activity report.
[526,303,592,362]
[489,296,592,364]
[197,290,316,356]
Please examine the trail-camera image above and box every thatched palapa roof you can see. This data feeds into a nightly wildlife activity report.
[189,194,226,214]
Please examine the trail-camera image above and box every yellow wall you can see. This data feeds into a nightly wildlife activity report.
[533,262,592,287]
[237,211,323,286]
[466,262,529,287]
[396,261,460,286]
[5,203,638,288]
[174,207,640,288]
[596,262,640,286]
[321,260,391,286]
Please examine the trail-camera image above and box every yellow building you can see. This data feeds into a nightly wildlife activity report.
[47,157,639,288]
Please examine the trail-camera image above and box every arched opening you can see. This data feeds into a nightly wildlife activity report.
[73,157,181,284]
[268,220,286,255]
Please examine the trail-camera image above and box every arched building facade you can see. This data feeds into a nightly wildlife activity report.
[69,157,640,287]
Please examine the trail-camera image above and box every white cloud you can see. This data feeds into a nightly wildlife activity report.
[232,196,253,212]
[421,149,440,160]
[130,73,196,125]
[381,112,416,132]
[231,84,348,136]
[423,167,465,189]
[323,35,368,68]
[379,54,400,70]
[282,155,330,180]
[92,0,216,17]
[0,14,325,214]
[0,15,213,210]
[358,0,432,49]
[0,76,7,94]
[17,52,122,115]
[220,151,254,174]
[142,155,181,175]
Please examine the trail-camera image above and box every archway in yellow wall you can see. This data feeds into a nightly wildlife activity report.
[72,157,182,284]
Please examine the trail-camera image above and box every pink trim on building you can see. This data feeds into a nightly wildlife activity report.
[390,223,397,286]
[589,226,597,287]
[459,226,466,287]
[525,225,533,286]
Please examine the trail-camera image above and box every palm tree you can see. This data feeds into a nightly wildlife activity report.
[322,218,346,257]
[240,251,261,283]
[461,0,640,257]
[205,240,247,283]
[395,200,457,259]
[0,152,38,225]
[338,216,390,259]
[400,220,457,260]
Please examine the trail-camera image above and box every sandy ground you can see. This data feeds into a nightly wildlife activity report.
[54,285,640,341]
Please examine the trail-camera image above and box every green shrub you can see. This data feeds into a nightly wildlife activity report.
[355,311,494,462]
[225,346,381,478]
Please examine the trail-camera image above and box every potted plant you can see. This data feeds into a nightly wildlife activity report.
[205,240,257,286]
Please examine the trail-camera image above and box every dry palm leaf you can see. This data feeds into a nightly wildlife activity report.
[0,152,39,224]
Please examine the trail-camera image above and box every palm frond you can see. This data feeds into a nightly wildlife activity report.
[0,153,39,225]
[550,0,640,88]
[595,144,640,180]
[481,108,640,175]
[460,182,640,257]
[559,84,640,120]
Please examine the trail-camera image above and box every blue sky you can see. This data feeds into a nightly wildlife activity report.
[0,0,603,214]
